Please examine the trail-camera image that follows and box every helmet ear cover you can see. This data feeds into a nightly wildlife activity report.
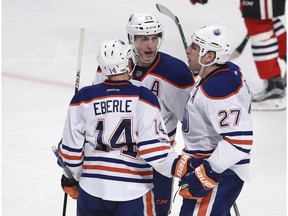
[97,39,133,76]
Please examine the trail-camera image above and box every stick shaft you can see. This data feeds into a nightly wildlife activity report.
[62,193,68,216]
[75,28,85,94]
[55,28,85,215]
[156,4,187,50]
[233,202,240,216]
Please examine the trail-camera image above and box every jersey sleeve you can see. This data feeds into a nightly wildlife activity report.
[59,91,87,180]
[136,87,178,177]
[206,98,253,174]
[204,81,253,174]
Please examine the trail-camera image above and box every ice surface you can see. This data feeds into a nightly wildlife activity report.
[2,0,286,215]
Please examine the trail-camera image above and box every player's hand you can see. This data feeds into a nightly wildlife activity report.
[172,154,204,178]
[190,0,208,5]
[63,186,79,199]
[61,175,79,199]
[178,162,220,199]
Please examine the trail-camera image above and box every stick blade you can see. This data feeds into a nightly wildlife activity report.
[229,34,249,60]
[229,50,241,60]
[156,3,177,21]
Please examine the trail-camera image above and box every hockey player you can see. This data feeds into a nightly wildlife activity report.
[178,25,253,215]
[241,0,286,110]
[93,12,196,215]
[59,39,194,216]
[190,0,287,110]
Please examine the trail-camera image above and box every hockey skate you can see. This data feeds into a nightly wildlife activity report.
[251,76,286,111]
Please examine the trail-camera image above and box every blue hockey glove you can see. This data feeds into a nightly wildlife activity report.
[172,154,204,178]
[178,161,220,199]
[190,0,208,5]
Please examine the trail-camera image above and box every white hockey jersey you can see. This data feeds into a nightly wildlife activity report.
[93,52,195,144]
[59,80,179,201]
[182,62,253,181]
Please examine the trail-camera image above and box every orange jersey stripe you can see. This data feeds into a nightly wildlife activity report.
[83,165,153,176]
[224,137,253,145]
[139,146,170,155]
[145,191,154,216]
[59,148,83,160]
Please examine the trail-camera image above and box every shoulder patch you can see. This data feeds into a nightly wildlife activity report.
[151,52,195,88]
[201,65,243,99]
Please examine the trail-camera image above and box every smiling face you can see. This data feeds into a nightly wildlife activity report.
[133,34,160,66]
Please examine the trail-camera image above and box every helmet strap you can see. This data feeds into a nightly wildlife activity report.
[198,65,205,77]
[197,54,216,77]
[198,52,216,67]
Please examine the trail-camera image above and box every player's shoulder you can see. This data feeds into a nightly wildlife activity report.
[72,81,160,109]
[70,84,100,104]
[201,62,244,99]
[138,86,160,109]
[71,81,136,104]
[153,52,195,87]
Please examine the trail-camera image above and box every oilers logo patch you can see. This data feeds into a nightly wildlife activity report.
[213,28,221,36]
[128,14,134,22]
[118,40,125,45]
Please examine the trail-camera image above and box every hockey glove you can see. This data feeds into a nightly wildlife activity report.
[178,161,220,199]
[190,0,208,4]
[172,154,204,178]
[61,175,79,199]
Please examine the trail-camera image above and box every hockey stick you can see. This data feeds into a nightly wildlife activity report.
[53,28,85,216]
[52,146,78,216]
[229,34,249,60]
[52,146,77,184]
[233,202,241,216]
[75,28,85,94]
[156,3,188,50]
[156,3,249,61]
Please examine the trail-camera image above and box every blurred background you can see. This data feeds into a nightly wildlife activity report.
[2,0,286,215]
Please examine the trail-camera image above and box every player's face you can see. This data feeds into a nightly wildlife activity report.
[186,43,201,71]
[134,35,159,64]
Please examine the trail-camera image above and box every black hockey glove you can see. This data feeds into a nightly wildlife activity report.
[190,0,208,5]
[178,161,220,199]
[61,175,79,199]
[61,174,79,187]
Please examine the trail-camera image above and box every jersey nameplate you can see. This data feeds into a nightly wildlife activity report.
[94,99,132,115]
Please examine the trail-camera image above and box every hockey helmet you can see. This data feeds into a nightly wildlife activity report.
[126,11,163,46]
[191,24,234,65]
[97,39,133,76]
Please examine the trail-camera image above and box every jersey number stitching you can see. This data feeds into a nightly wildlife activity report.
[218,108,241,128]
[94,118,138,158]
